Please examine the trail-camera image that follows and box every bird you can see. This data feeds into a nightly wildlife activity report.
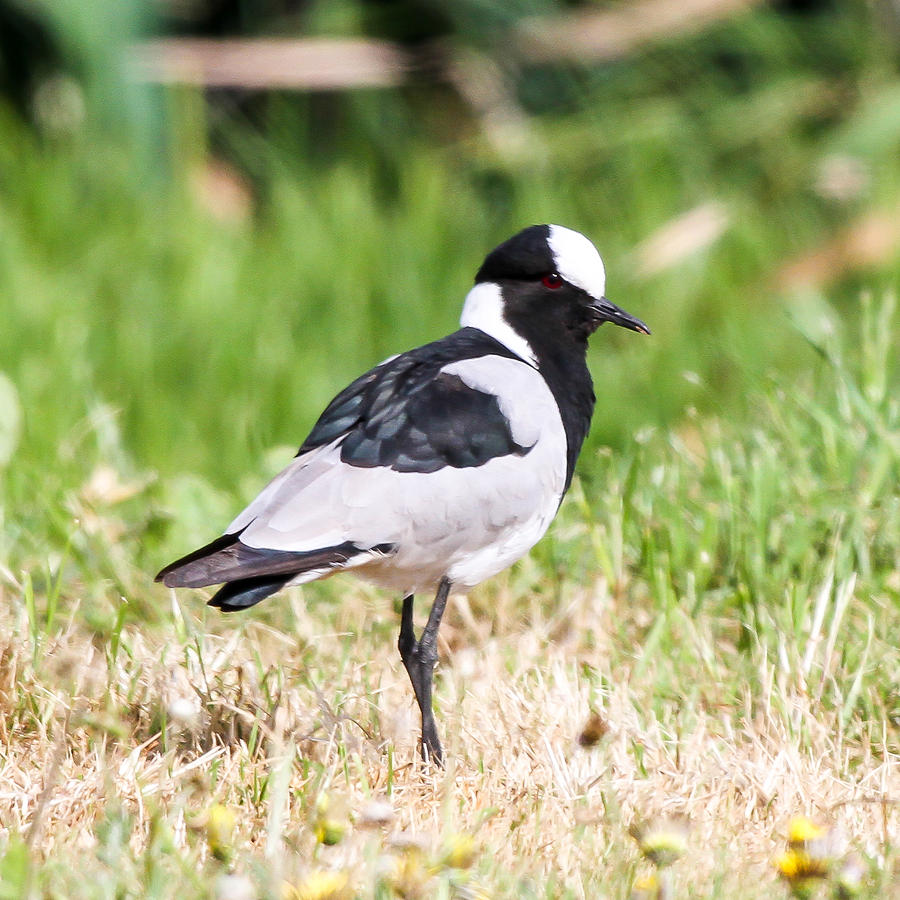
[156,224,649,764]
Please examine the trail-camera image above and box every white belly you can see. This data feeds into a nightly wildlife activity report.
[347,451,564,593]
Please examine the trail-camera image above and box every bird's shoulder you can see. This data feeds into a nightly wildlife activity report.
[297,327,551,474]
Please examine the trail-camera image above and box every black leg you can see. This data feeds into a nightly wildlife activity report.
[397,578,451,765]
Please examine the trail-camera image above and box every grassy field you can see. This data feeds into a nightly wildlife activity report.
[3,297,900,897]
[2,0,900,896]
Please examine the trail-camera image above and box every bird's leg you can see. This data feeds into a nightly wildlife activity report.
[397,577,451,765]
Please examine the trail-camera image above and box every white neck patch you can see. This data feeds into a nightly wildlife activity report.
[459,281,538,367]
[547,224,606,300]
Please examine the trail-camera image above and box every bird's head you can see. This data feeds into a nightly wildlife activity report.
[460,224,649,367]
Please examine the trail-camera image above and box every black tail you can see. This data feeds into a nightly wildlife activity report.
[208,574,294,611]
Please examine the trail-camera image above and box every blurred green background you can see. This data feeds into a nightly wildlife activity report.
[1,0,899,616]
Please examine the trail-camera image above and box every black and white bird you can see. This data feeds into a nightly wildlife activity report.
[156,224,649,763]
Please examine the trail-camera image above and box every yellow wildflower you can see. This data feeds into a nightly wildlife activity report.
[630,874,659,900]
[206,804,237,863]
[387,851,431,899]
[775,849,829,898]
[283,870,350,900]
[313,793,348,846]
[436,833,478,870]
[787,816,829,848]
[629,817,689,868]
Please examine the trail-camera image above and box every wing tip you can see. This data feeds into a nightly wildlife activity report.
[155,531,244,587]
[158,538,399,599]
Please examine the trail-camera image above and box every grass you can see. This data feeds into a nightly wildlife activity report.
[3,1,900,895]
[5,2,900,494]
[2,291,899,897]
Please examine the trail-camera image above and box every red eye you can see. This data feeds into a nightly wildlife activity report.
[542,272,563,289]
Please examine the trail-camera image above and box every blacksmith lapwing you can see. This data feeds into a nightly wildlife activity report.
[156,224,649,763]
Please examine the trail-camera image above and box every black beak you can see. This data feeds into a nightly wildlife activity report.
[590,296,651,335]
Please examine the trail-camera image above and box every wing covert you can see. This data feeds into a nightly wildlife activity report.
[297,329,535,474]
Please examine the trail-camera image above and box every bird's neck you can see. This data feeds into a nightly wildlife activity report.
[532,343,596,493]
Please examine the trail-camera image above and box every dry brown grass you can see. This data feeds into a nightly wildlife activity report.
[2,570,898,898]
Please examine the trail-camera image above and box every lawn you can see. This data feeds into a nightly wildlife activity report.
[3,302,899,897]
[1,0,900,896]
